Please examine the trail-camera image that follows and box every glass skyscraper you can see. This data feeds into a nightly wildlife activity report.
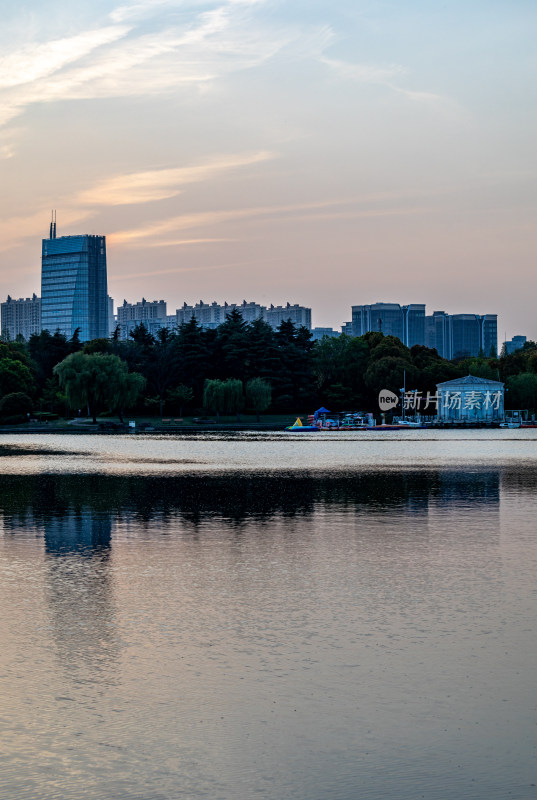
[424,312,498,359]
[351,303,425,347]
[41,233,108,341]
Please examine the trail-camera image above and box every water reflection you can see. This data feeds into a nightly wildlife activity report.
[0,469,503,538]
[45,513,112,553]
[45,549,119,688]
[1,466,537,800]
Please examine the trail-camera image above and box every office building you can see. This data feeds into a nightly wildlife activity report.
[424,314,436,350]
[425,311,451,357]
[351,303,425,347]
[425,312,498,359]
[402,304,426,347]
[341,322,353,336]
[117,298,167,340]
[1,293,41,340]
[479,314,498,358]
[352,303,402,339]
[311,327,340,341]
[41,221,108,341]
[504,335,527,355]
[108,296,115,336]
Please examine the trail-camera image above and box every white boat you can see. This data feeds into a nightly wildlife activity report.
[393,419,428,428]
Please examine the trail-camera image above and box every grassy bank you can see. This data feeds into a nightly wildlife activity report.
[0,413,306,433]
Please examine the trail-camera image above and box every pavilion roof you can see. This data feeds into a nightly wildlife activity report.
[436,374,504,388]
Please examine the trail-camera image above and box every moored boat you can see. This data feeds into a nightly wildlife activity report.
[285,408,428,432]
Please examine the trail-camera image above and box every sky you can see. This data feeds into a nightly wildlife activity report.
[1,0,536,338]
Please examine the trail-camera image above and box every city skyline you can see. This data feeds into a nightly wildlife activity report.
[1,1,536,339]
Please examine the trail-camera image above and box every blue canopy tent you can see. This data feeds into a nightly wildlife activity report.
[314,407,331,420]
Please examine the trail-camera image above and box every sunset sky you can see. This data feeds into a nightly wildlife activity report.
[1,0,536,338]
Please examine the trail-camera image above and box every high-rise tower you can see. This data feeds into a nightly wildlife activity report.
[41,214,108,341]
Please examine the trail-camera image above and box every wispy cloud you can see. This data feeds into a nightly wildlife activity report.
[321,56,456,114]
[138,238,236,249]
[0,25,131,90]
[321,57,404,85]
[0,0,322,133]
[76,151,275,206]
[114,258,256,281]
[109,198,388,246]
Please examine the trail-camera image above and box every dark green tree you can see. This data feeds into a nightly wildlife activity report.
[244,318,280,383]
[217,309,249,381]
[28,330,71,389]
[273,320,315,410]
[0,357,34,397]
[364,357,419,402]
[129,322,155,349]
[0,392,33,418]
[145,331,181,417]
[166,384,194,417]
[506,373,537,411]
[176,318,212,402]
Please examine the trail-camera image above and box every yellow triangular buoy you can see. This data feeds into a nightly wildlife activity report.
[294,417,302,426]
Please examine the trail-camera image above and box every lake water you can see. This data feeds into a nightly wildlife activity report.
[0,431,536,799]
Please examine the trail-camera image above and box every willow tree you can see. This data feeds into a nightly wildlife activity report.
[222,378,244,422]
[54,352,145,423]
[246,378,271,422]
[203,378,244,422]
[203,379,225,422]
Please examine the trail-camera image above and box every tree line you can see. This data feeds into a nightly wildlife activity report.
[1,310,537,422]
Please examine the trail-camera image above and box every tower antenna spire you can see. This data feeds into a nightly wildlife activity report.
[49,210,57,240]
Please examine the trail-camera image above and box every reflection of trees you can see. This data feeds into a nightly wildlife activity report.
[500,466,537,496]
[0,470,501,533]
[434,470,500,508]
[0,469,503,683]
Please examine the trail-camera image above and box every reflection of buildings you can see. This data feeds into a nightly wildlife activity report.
[44,534,119,686]
[0,479,119,684]
[434,469,500,508]
[44,511,112,553]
